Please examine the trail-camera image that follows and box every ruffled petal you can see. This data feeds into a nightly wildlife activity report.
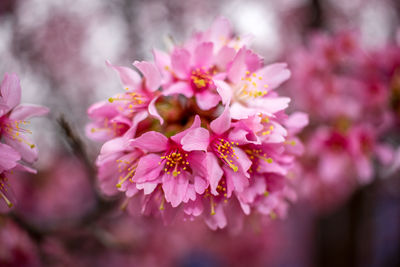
[171,48,191,79]
[206,152,223,195]
[9,104,49,120]
[162,81,193,98]
[181,127,210,151]
[132,154,163,183]
[195,91,220,110]
[128,131,168,152]
[162,172,189,207]
[210,104,231,135]
[133,61,161,92]
[106,61,141,89]
[193,42,214,69]
[256,63,291,90]
[148,96,164,124]
[0,73,21,110]
[0,144,20,172]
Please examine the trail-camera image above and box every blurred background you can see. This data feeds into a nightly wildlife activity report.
[0,0,400,266]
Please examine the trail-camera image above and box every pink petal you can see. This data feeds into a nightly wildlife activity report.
[258,160,287,175]
[163,81,193,98]
[206,152,223,195]
[256,63,291,90]
[181,127,210,151]
[148,96,164,124]
[252,97,291,114]
[245,49,263,72]
[171,115,201,143]
[227,48,246,84]
[128,131,168,152]
[208,16,232,45]
[0,144,20,172]
[100,137,126,155]
[184,198,203,216]
[4,136,38,164]
[230,102,259,120]
[214,80,232,105]
[87,101,118,118]
[228,127,260,145]
[205,204,227,230]
[171,48,191,79]
[133,61,161,92]
[0,73,21,110]
[136,182,159,195]
[194,175,207,194]
[187,151,207,178]
[193,42,214,69]
[152,49,172,84]
[195,90,220,110]
[215,46,236,70]
[285,112,309,134]
[132,154,163,183]
[85,122,114,141]
[12,162,37,174]
[162,172,189,207]
[183,184,196,202]
[106,61,141,89]
[210,104,231,135]
[233,147,252,176]
[9,104,49,120]
[129,110,149,138]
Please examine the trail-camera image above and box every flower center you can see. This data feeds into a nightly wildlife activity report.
[212,138,239,172]
[116,158,139,188]
[160,149,189,177]
[245,148,273,173]
[190,68,214,92]
[0,117,35,148]
[236,71,269,100]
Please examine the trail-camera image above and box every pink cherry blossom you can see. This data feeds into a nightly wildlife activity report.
[86,61,163,141]
[88,17,306,229]
[0,73,48,210]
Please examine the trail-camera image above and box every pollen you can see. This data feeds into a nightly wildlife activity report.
[245,148,274,173]
[108,92,144,106]
[190,69,213,91]
[213,138,239,172]
[160,149,189,177]
[238,71,269,99]
[2,120,36,149]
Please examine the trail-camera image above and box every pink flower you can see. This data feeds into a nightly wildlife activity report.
[0,73,48,163]
[88,17,306,229]
[0,73,48,210]
[97,116,209,208]
[158,43,226,110]
[86,61,162,141]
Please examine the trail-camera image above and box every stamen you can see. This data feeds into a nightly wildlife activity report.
[160,149,189,177]
[237,71,269,99]
[213,138,239,172]
[210,197,216,215]
[0,191,13,208]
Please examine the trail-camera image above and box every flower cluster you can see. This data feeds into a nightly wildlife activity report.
[88,17,307,229]
[0,73,48,211]
[286,31,399,211]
